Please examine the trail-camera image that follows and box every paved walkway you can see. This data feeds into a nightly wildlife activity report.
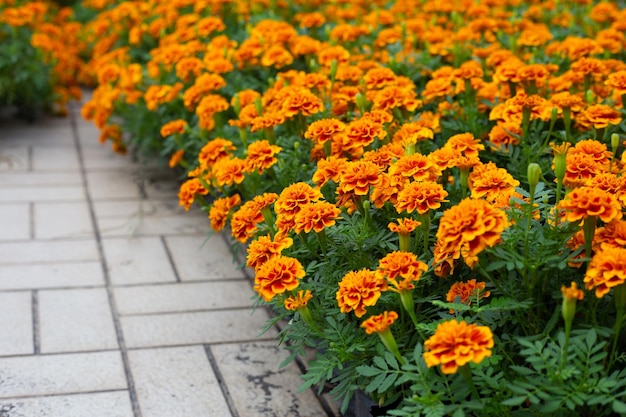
[0,101,336,417]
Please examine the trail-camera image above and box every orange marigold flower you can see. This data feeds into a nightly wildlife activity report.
[208,194,241,232]
[312,156,348,186]
[606,70,626,96]
[168,149,184,168]
[198,138,236,169]
[230,206,263,244]
[178,178,209,211]
[389,154,440,182]
[378,251,428,291]
[212,157,246,187]
[445,133,485,159]
[338,161,382,196]
[557,186,622,224]
[469,162,520,203]
[284,290,313,311]
[245,140,282,174]
[422,77,455,102]
[434,198,510,276]
[576,104,622,129]
[254,255,305,302]
[393,122,434,147]
[160,119,187,137]
[487,122,522,151]
[395,181,448,215]
[570,139,612,165]
[246,233,293,272]
[345,118,387,150]
[388,218,421,235]
[446,279,491,308]
[336,269,388,318]
[423,320,494,374]
[281,87,324,118]
[361,311,398,335]
[304,118,346,144]
[561,281,584,301]
[293,201,341,234]
[584,246,626,298]
[275,182,323,232]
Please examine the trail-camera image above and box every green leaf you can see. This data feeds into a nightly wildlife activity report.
[613,400,626,415]
[374,355,388,371]
[378,373,398,393]
[356,365,381,377]
[501,396,528,406]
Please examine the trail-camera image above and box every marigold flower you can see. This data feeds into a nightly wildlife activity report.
[423,320,494,374]
[557,186,622,224]
[338,161,381,196]
[336,269,388,318]
[247,234,294,272]
[344,118,386,150]
[576,104,622,129]
[293,201,341,234]
[378,251,428,291]
[434,198,510,276]
[487,122,521,151]
[208,194,241,232]
[606,70,626,96]
[275,183,323,232]
[446,279,491,310]
[469,162,520,203]
[254,255,305,302]
[390,154,440,182]
[361,311,398,335]
[312,156,348,187]
[178,178,209,211]
[281,87,324,118]
[212,157,246,187]
[388,218,421,235]
[245,140,282,174]
[594,220,626,250]
[284,290,313,311]
[160,119,187,137]
[561,281,584,301]
[584,246,626,298]
[198,138,236,169]
[395,181,448,215]
[304,119,346,144]
[445,133,485,159]
[168,150,185,168]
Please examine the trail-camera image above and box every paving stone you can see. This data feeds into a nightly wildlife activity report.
[102,237,177,285]
[121,309,275,348]
[0,127,74,146]
[0,351,127,398]
[86,172,140,200]
[81,147,140,170]
[0,391,134,417]
[34,202,94,239]
[0,240,99,264]
[165,235,246,281]
[93,198,188,218]
[98,215,211,237]
[0,172,82,186]
[0,185,85,202]
[0,203,30,240]
[211,341,328,417]
[0,292,33,356]
[129,346,231,417]
[32,146,80,171]
[114,281,254,315]
[39,288,118,353]
[0,262,104,290]
[0,146,29,171]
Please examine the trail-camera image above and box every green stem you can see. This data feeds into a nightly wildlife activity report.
[421,213,431,255]
[459,364,480,400]
[583,216,597,262]
[608,285,626,370]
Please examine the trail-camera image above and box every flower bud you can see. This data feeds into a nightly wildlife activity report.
[527,163,542,190]
[611,133,620,155]
[561,281,583,326]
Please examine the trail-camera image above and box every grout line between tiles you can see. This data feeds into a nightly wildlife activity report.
[0,388,129,402]
[27,146,33,172]
[160,236,181,283]
[203,345,240,417]
[69,103,143,417]
[31,290,40,355]
[29,202,34,239]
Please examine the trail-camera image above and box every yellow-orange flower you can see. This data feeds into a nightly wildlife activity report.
[293,201,341,234]
[423,320,494,374]
[284,290,313,311]
[469,162,520,203]
[208,194,241,232]
[557,186,622,224]
[312,156,348,186]
[576,104,622,129]
[434,198,510,276]
[338,161,381,196]
[361,311,398,335]
[336,269,388,318]
[275,182,323,233]
[254,255,305,302]
[160,119,187,137]
[304,118,346,144]
[212,157,246,187]
[198,138,236,168]
[378,251,427,291]
[246,234,294,272]
[446,279,491,309]
[584,246,626,298]
[390,154,440,182]
[561,281,584,301]
[388,218,421,235]
[245,140,281,174]
[395,181,448,214]
[168,150,184,168]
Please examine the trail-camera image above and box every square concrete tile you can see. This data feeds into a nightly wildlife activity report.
[0,203,30,240]
[129,346,231,417]
[1,127,74,146]
[114,281,254,315]
[0,292,33,356]
[0,240,99,264]
[0,146,29,171]
[0,172,82,186]
[165,236,246,281]
[32,146,79,171]
[0,185,85,202]
[0,262,104,290]
[98,215,212,237]
[39,288,118,353]
[93,198,186,218]
[34,202,94,239]
[86,172,140,200]
[211,341,328,417]
[121,309,275,348]
[81,147,140,171]
[102,237,177,285]
[0,391,134,417]
[0,351,127,398]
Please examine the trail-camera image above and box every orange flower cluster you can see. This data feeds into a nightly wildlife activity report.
[361,311,398,335]
[254,255,305,302]
[584,247,626,298]
[336,269,388,318]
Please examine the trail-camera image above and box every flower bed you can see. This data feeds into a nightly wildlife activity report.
[78,0,626,415]
[0,0,84,118]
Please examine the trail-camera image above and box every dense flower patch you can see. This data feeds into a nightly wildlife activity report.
[78,0,626,415]
[0,0,84,117]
